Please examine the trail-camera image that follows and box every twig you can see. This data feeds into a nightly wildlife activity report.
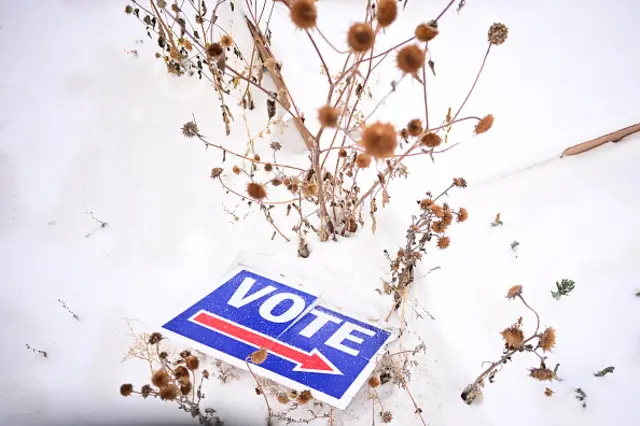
[58,299,80,321]
[245,357,272,418]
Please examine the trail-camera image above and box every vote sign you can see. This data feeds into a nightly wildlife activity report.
[162,268,393,409]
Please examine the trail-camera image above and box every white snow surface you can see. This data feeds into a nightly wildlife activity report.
[1,0,640,426]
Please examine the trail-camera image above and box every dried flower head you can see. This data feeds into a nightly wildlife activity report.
[397,44,425,74]
[141,384,152,398]
[338,148,348,157]
[419,198,433,210]
[529,367,554,381]
[290,0,317,30]
[125,5,134,14]
[297,389,313,404]
[540,327,556,352]
[475,114,494,134]
[185,355,199,370]
[206,42,224,57]
[264,163,273,172]
[501,326,524,349]
[361,122,398,159]
[420,132,442,147]
[181,382,192,395]
[270,141,282,151]
[220,35,233,48]
[348,23,375,52]
[368,375,381,388]
[544,387,554,397]
[152,369,170,388]
[506,285,523,299]
[253,154,261,161]
[159,384,179,400]
[120,384,133,397]
[318,105,340,127]
[180,350,191,358]
[407,119,423,137]
[457,207,469,222]
[211,167,223,179]
[431,220,447,233]
[174,366,189,380]
[251,347,268,364]
[377,0,397,27]
[430,204,444,218]
[232,165,241,175]
[181,122,199,138]
[277,392,290,404]
[400,128,409,139]
[443,210,454,226]
[437,236,450,249]
[488,23,509,45]
[356,153,372,168]
[415,22,439,42]
[453,177,467,188]
[381,411,393,423]
[247,182,268,200]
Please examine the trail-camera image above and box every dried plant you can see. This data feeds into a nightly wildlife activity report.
[124,0,508,256]
[461,286,560,404]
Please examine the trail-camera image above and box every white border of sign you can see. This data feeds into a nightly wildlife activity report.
[161,264,394,410]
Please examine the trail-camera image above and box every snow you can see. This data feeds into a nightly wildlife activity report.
[1,0,640,425]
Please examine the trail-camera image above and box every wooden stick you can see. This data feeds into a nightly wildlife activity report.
[245,16,315,151]
[561,122,640,157]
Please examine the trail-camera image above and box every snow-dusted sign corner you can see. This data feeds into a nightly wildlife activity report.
[162,266,393,409]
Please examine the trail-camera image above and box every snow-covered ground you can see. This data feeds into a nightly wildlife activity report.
[1,1,639,425]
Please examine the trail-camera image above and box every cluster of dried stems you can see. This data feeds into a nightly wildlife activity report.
[125,0,507,257]
[461,285,560,404]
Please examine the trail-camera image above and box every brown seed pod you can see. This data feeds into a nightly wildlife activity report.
[206,42,224,57]
[185,355,199,371]
[419,198,433,210]
[475,114,494,134]
[356,153,372,168]
[250,347,268,364]
[396,44,425,74]
[453,177,467,188]
[174,366,189,380]
[361,122,398,159]
[501,326,524,349]
[430,204,444,218]
[220,35,233,48]
[437,236,450,249]
[488,23,509,45]
[277,392,290,404]
[318,106,340,127]
[376,0,397,27]
[180,381,193,395]
[159,384,179,400]
[407,119,423,137]
[211,167,223,178]
[415,22,439,42]
[297,389,313,404]
[152,369,170,388]
[506,285,523,299]
[247,182,268,200]
[120,384,133,397]
[420,132,442,148]
[290,0,317,30]
[347,23,375,53]
[148,332,163,345]
[540,327,556,352]
[368,375,381,388]
[457,207,469,223]
[529,367,554,381]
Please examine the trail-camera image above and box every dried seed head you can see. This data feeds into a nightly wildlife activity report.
[152,369,170,388]
[501,326,524,349]
[185,355,199,370]
[302,182,318,197]
[420,132,442,147]
[356,153,372,168]
[271,177,283,186]
[396,44,425,74]
[159,351,168,360]
[181,122,199,138]
[377,0,397,27]
[540,327,556,352]
[211,167,223,178]
[430,204,444,218]
[348,23,375,53]
[488,23,508,45]
[437,236,450,249]
[457,207,469,223]
[264,163,273,172]
[415,22,439,42]
[544,387,554,397]
[247,182,268,200]
[206,42,224,57]
[220,35,233,48]
[318,106,340,127]
[290,0,317,30]
[277,392,290,404]
[148,332,164,345]
[475,114,494,134]
[338,148,348,158]
[419,199,433,210]
[120,384,133,397]
[361,122,398,159]
[443,210,454,226]
[506,285,523,299]
[250,347,268,364]
[368,375,381,388]
[174,366,189,380]
[297,389,313,404]
[529,367,554,381]
[253,154,261,161]
[125,5,134,14]
[431,220,447,233]
[453,177,468,188]
[232,165,241,175]
[407,119,423,137]
[159,384,179,400]
[180,350,191,358]
[141,384,152,398]
[270,141,282,151]
[381,411,393,423]
[180,381,192,395]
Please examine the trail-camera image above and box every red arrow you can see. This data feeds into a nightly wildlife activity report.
[191,311,342,375]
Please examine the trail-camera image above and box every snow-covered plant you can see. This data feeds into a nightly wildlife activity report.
[462,285,560,404]
[123,0,508,256]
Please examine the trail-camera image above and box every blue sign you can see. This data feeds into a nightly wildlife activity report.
[162,268,393,409]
